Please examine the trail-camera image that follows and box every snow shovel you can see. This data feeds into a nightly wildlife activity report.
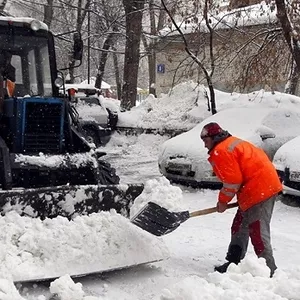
[131,201,239,236]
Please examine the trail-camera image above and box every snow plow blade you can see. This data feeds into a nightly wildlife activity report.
[3,204,169,283]
[0,184,144,219]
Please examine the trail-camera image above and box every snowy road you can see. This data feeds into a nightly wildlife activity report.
[103,133,169,184]
[18,133,300,299]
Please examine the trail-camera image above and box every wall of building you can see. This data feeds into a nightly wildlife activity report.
[155,23,292,96]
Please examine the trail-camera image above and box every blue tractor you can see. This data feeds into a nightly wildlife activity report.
[0,16,143,218]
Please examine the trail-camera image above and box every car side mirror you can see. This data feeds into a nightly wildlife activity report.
[257,125,276,141]
[260,133,276,141]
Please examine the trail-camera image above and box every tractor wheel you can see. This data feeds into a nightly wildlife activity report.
[97,160,120,184]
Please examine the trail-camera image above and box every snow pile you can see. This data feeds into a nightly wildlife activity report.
[50,275,85,300]
[49,274,133,300]
[160,255,300,300]
[130,177,184,218]
[118,82,300,131]
[118,83,209,130]
[0,209,169,282]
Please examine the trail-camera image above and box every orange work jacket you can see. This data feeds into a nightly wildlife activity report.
[208,136,282,211]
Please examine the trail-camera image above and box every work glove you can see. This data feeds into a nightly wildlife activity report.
[217,201,227,213]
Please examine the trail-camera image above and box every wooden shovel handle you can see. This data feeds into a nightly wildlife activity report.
[189,202,238,218]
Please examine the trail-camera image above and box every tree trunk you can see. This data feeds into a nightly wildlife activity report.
[275,0,300,94]
[148,45,156,96]
[284,61,300,94]
[142,34,156,97]
[43,0,54,28]
[95,33,115,89]
[112,47,122,100]
[95,24,119,90]
[147,0,157,97]
[121,0,146,110]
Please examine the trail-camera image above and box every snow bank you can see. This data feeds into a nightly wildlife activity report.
[118,82,300,131]
[160,255,300,300]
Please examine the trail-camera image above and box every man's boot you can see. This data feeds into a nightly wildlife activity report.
[214,261,231,273]
[215,244,243,274]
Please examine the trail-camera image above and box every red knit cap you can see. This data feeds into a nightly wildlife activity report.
[200,122,223,138]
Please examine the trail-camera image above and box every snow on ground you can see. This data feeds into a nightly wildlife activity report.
[2,82,300,299]
[18,190,300,300]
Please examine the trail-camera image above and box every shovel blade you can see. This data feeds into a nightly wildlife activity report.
[131,202,190,236]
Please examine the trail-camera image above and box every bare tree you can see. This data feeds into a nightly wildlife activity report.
[141,0,158,96]
[43,0,54,27]
[121,0,146,110]
[275,0,300,94]
[0,0,8,12]
[94,0,124,90]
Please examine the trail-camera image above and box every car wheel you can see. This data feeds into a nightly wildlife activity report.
[106,108,118,129]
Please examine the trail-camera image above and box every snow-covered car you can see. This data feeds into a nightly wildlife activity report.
[64,85,119,146]
[74,95,117,146]
[75,95,118,129]
[158,107,300,188]
[273,136,300,198]
[75,96,109,125]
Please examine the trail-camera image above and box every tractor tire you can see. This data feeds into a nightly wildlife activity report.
[97,160,120,184]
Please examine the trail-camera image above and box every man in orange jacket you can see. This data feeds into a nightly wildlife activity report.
[200,122,282,277]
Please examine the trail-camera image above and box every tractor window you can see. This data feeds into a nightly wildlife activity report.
[28,49,38,95]
[0,33,53,97]
[11,55,22,84]
[39,45,52,95]
[27,46,52,97]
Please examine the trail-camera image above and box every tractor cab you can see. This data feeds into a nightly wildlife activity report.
[0,18,58,100]
[0,17,87,155]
